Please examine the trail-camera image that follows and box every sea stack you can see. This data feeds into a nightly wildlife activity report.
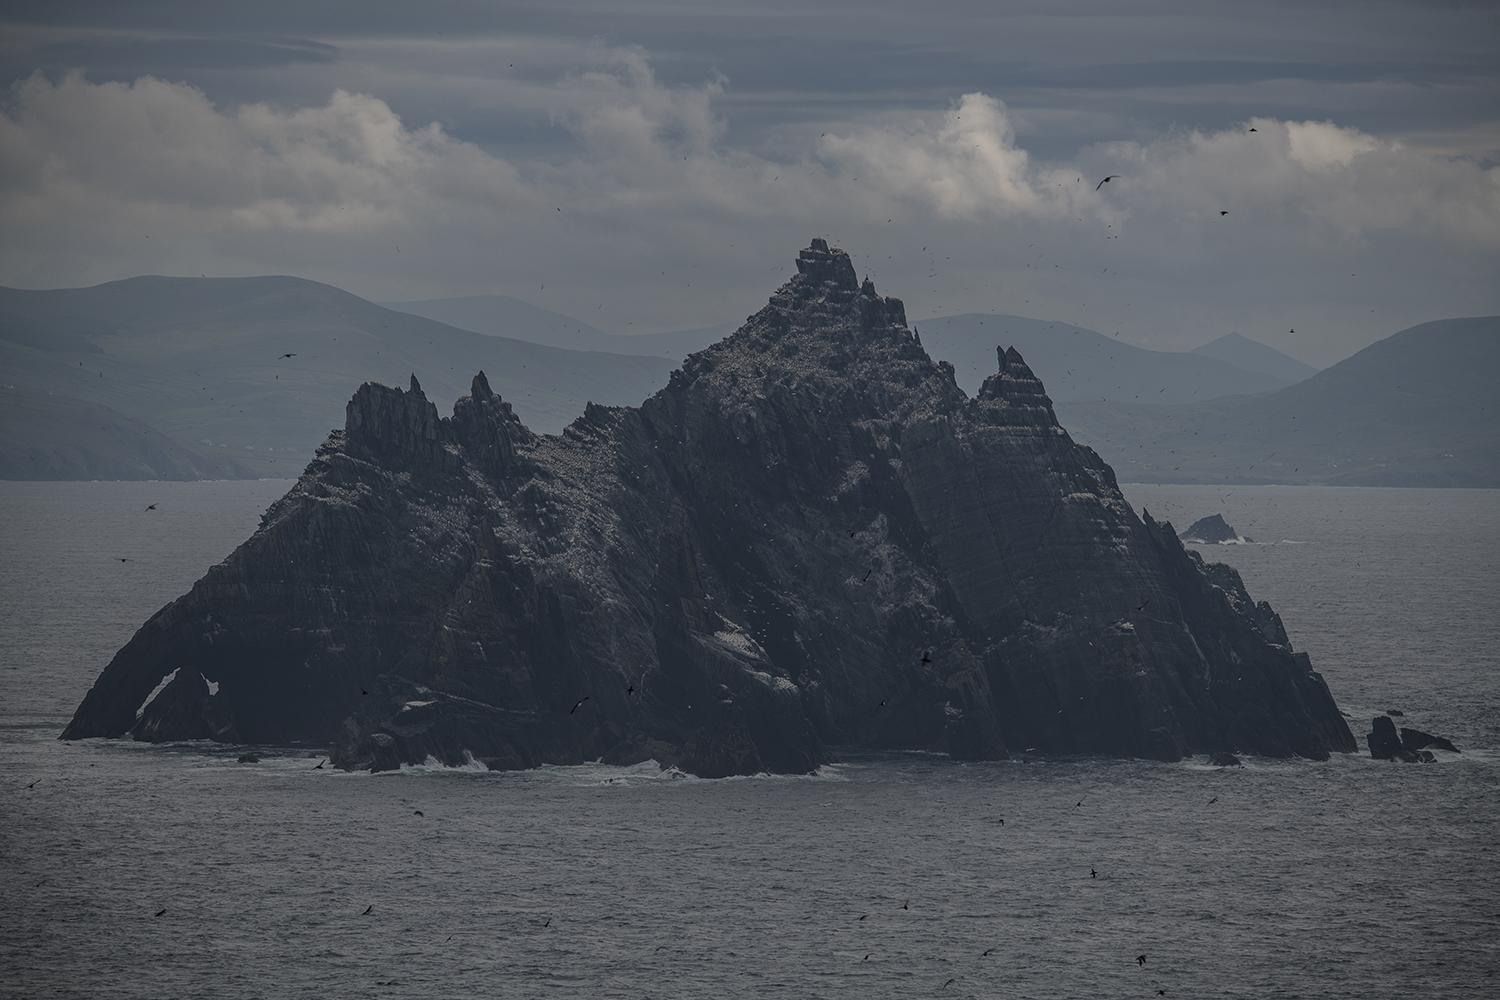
[61,239,1357,774]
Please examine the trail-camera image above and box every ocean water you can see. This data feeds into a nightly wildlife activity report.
[1,480,1496,999]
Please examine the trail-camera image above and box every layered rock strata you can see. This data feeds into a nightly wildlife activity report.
[62,240,1357,774]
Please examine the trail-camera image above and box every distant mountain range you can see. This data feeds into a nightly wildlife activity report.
[379,294,737,363]
[1,277,675,480]
[381,296,1318,406]
[1055,317,1499,487]
[3,276,1490,487]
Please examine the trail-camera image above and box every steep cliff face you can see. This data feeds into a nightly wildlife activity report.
[62,240,1356,773]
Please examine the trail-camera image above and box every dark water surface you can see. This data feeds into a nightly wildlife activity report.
[2,480,1497,999]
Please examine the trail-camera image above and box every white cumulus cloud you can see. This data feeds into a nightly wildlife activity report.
[1,58,1496,365]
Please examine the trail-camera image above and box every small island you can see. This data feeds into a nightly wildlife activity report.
[61,240,1355,775]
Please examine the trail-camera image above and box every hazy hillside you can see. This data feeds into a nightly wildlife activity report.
[380,294,737,362]
[914,313,1297,403]
[1056,316,1499,487]
[1190,332,1320,383]
[1,277,679,479]
[0,388,254,481]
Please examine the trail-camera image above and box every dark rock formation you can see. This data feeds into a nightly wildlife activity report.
[61,239,1356,774]
[237,753,259,763]
[1208,751,1242,767]
[1385,709,1404,717]
[1400,727,1459,754]
[1367,716,1430,761]
[1182,515,1239,544]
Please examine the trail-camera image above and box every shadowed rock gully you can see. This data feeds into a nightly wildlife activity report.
[62,240,1356,774]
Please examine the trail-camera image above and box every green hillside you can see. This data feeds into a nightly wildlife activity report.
[1054,317,1499,487]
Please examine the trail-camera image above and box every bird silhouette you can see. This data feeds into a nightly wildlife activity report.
[1096,175,1120,190]
[414,809,424,816]
[863,954,871,962]
[847,529,857,537]
[1249,127,1258,132]
[859,914,867,920]
[1135,599,1150,612]
[543,918,551,928]
[920,651,932,664]
[943,979,957,988]
[360,688,368,695]
[1220,211,1228,216]
[627,684,635,695]
[569,696,589,714]
[362,905,373,915]
[145,504,156,511]
[280,353,296,359]
[1092,869,1098,878]
[155,908,167,917]
[1137,954,1147,966]
[877,698,888,708]
[313,759,325,770]
[902,900,909,910]
[862,569,872,582]
[1208,797,1217,804]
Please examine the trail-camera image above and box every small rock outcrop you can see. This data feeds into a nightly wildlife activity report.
[1208,751,1242,767]
[1400,727,1459,754]
[61,240,1356,775]
[1182,515,1241,544]
[1366,716,1437,762]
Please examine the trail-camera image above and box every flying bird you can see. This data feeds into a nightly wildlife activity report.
[155,908,167,917]
[1208,797,1217,804]
[569,696,590,714]
[543,918,551,928]
[943,979,957,988]
[1220,211,1229,216]
[1096,175,1120,190]
[1137,954,1147,966]
[280,353,296,359]
[1135,599,1150,612]
[862,569,872,582]
[313,759,325,770]
[920,651,932,664]
[362,905,373,915]
[902,901,909,910]
[1092,869,1098,878]
[145,504,156,511]
[1249,127,1258,132]
[626,684,635,695]
[414,809,424,816]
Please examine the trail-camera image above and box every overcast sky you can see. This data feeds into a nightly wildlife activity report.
[2,0,1497,366]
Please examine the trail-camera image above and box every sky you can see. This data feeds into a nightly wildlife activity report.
[1,1,1497,367]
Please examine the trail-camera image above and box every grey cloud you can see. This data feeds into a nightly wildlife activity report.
[0,3,1496,369]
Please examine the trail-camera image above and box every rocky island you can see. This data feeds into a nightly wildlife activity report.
[62,240,1357,774]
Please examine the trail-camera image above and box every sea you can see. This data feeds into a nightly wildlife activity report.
[1,479,1496,1000]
